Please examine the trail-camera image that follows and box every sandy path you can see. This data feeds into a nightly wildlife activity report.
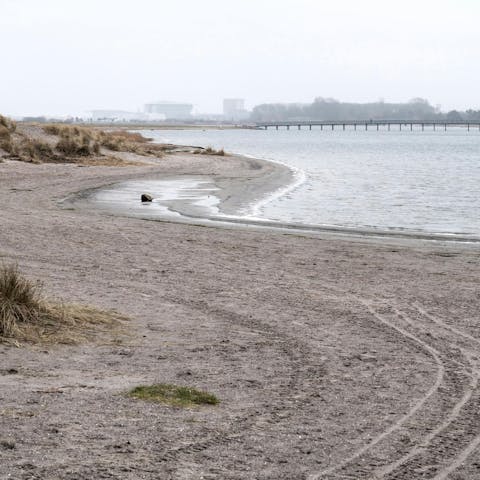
[0,156,479,479]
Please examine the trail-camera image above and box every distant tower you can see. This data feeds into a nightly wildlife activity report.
[223,99,247,121]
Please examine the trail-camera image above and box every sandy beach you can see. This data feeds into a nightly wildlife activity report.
[1,152,480,479]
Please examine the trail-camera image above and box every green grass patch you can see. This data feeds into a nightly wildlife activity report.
[127,384,219,407]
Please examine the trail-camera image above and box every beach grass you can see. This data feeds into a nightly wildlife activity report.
[194,146,225,156]
[43,124,155,156]
[0,115,16,133]
[15,138,56,163]
[0,116,16,157]
[107,130,153,143]
[0,264,127,345]
[127,384,219,407]
[0,114,174,164]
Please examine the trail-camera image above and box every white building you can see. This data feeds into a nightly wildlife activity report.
[144,102,193,120]
[90,110,165,122]
[223,99,249,121]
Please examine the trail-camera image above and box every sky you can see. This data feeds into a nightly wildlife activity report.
[1,0,479,117]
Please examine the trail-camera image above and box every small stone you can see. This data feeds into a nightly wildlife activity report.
[0,440,15,450]
[359,354,377,362]
[1,368,18,375]
[141,193,153,202]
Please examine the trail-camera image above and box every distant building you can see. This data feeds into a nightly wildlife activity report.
[91,110,140,122]
[90,110,165,122]
[223,99,249,121]
[144,102,193,120]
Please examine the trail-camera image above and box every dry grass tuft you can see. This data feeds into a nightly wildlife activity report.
[46,125,103,157]
[0,116,16,156]
[41,125,161,158]
[0,115,16,133]
[14,139,56,163]
[56,137,91,156]
[0,138,13,155]
[194,146,226,156]
[0,265,40,338]
[107,130,152,143]
[127,384,219,407]
[0,125,10,139]
[0,265,127,345]
[206,147,225,156]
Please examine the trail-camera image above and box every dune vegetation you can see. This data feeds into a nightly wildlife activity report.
[193,146,225,156]
[0,115,172,165]
[0,115,16,158]
[0,264,127,345]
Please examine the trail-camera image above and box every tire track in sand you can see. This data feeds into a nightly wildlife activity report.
[407,304,480,480]
[308,298,446,479]
[373,305,479,479]
[310,296,480,480]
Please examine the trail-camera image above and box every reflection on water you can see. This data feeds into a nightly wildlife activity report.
[143,128,480,237]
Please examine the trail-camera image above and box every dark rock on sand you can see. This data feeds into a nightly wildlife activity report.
[141,193,153,202]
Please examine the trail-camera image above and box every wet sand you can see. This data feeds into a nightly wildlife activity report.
[1,154,480,479]
[63,152,295,222]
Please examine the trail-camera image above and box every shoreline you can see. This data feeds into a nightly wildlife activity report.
[63,150,480,246]
[62,150,295,219]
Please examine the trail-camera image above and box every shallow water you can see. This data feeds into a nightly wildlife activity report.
[91,177,220,219]
[144,128,480,238]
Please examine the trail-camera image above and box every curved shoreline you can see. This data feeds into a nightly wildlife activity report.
[62,151,296,221]
[63,150,480,246]
[224,150,307,219]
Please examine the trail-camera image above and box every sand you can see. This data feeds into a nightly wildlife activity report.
[1,153,480,480]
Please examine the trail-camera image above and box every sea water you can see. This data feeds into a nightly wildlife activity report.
[143,127,480,238]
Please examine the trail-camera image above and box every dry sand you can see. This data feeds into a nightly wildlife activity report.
[0,153,480,480]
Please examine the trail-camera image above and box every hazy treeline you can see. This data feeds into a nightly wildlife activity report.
[250,98,480,122]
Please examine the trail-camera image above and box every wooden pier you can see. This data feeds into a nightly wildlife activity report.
[256,120,480,131]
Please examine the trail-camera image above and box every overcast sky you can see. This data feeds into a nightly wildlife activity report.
[1,0,479,117]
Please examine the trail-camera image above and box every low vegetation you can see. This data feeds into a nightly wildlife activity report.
[0,114,172,165]
[127,384,219,407]
[193,146,225,156]
[107,130,152,143]
[0,115,16,133]
[0,264,127,345]
[0,115,228,165]
[42,124,165,157]
[0,115,16,156]
[14,138,56,163]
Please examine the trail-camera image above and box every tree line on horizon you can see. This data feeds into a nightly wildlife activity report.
[250,97,480,123]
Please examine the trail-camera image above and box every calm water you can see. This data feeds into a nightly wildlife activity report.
[144,128,480,237]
